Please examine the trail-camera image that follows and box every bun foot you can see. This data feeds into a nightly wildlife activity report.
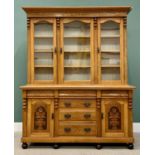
[22,143,28,149]
[127,143,134,149]
[53,144,59,149]
[96,144,102,150]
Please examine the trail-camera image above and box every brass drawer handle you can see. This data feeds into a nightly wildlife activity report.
[84,114,91,119]
[64,102,71,107]
[64,114,71,119]
[64,128,71,133]
[84,128,91,133]
[84,102,91,107]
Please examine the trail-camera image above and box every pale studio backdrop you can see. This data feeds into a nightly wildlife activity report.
[14,0,140,122]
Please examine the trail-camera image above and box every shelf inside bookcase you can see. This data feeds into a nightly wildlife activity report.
[35,49,53,53]
[35,65,53,68]
[34,35,53,38]
[64,66,91,68]
[101,65,120,68]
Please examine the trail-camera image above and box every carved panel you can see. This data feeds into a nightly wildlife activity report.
[34,106,47,130]
[128,98,132,109]
[108,105,121,130]
[96,98,101,109]
[22,98,27,110]
[94,17,97,29]
[56,17,60,29]
[27,17,30,28]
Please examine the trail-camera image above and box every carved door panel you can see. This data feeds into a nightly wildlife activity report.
[27,99,54,137]
[101,98,128,137]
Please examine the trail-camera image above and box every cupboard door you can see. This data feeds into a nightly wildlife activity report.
[101,98,128,137]
[60,18,94,84]
[98,18,124,84]
[27,99,54,137]
[31,18,57,83]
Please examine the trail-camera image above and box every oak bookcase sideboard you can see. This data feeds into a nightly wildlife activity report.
[20,6,135,149]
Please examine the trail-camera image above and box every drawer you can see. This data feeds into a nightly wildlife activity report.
[58,121,97,136]
[59,109,96,121]
[27,90,54,98]
[59,90,96,97]
[59,100,96,108]
[101,90,128,98]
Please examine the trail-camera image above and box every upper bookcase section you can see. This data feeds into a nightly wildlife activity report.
[23,6,132,18]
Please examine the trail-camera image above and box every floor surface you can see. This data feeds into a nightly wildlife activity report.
[14,132,140,155]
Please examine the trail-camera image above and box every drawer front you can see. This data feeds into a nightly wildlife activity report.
[58,122,97,136]
[59,109,96,121]
[59,100,96,108]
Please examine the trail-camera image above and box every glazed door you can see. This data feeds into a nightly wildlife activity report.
[60,18,94,84]
[27,99,54,138]
[97,18,124,84]
[31,18,57,83]
[101,98,128,137]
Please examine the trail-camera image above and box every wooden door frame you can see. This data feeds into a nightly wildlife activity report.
[27,98,54,138]
[101,98,128,138]
[97,18,124,85]
[59,18,95,84]
[30,18,57,84]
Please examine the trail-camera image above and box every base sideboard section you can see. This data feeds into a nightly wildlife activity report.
[21,86,134,149]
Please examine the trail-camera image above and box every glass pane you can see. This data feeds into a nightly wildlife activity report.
[64,53,90,66]
[101,21,120,80]
[102,68,120,80]
[35,68,53,80]
[63,21,91,81]
[34,53,53,65]
[101,53,120,65]
[34,23,53,81]
[64,68,90,81]
[34,23,53,37]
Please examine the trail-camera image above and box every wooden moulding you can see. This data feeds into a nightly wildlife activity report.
[20,84,135,90]
[22,136,134,143]
[22,6,132,18]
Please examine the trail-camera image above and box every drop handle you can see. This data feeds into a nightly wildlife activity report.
[84,114,91,119]
[84,128,91,133]
[97,47,100,53]
[54,47,57,53]
[60,48,62,54]
[101,112,104,119]
[84,102,91,107]
[64,128,71,133]
[64,114,71,119]
[64,102,71,107]
[51,113,54,119]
